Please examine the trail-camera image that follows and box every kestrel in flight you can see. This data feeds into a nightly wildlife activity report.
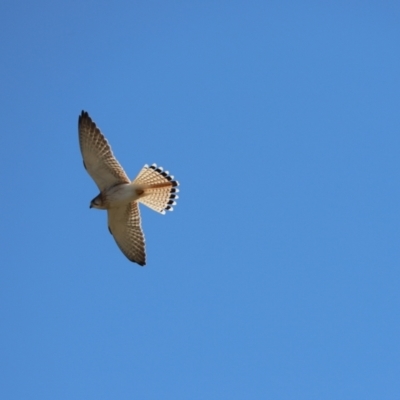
[78,111,179,266]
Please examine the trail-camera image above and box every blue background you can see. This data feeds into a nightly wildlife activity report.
[1,1,399,398]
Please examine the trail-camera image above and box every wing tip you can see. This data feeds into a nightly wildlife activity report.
[79,110,89,121]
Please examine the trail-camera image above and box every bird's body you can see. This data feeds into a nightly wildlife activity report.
[78,111,179,266]
[90,182,143,209]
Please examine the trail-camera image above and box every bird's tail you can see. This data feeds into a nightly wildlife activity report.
[133,164,179,214]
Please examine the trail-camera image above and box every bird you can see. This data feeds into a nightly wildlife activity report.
[78,110,179,266]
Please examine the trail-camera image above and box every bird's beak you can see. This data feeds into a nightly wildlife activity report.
[89,204,93,209]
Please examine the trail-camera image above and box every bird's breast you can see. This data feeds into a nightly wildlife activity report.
[105,183,140,207]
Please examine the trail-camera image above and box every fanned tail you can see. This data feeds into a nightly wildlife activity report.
[133,164,179,214]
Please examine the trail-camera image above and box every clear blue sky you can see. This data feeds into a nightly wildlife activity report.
[1,1,399,399]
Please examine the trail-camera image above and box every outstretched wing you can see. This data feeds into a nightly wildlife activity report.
[78,111,130,191]
[107,202,146,266]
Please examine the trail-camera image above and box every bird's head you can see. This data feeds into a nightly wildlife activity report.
[90,194,105,209]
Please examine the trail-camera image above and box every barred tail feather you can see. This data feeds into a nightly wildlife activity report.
[133,164,179,214]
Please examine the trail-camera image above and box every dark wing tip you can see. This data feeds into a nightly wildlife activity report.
[78,110,92,126]
[131,257,146,266]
